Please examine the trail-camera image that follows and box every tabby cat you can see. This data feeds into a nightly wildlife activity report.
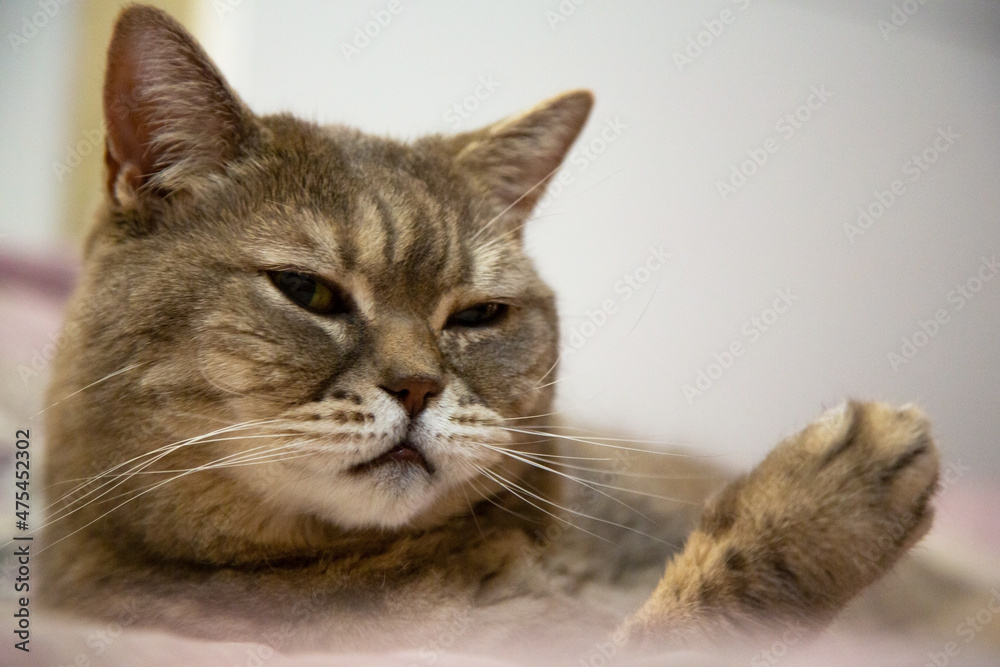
[39,5,940,663]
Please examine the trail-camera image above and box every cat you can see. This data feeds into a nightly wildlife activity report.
[38,5,940,663]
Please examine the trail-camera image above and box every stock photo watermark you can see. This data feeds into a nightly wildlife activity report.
[922,588,1000,667]
[672,0,753,73]
[52,125,104,183]
[560,244,670,356]
[682,288,799,403]
[844,126,959,244]
[340,0,403,63]
[544,0,589,31]
[536,115,628,213]
[442,75,501,130]
[212,0,244,20]
[878,0,930,41]
[716,84,833,202]
[6,0,71,53]
[46,601,141,665]
[749,620,809,667]
[887,253,998,372]
[405,611,473,667]
[17,321,80,384]
[576,625,628,667]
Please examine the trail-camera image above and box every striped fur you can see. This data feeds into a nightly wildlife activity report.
[39,6,943,661]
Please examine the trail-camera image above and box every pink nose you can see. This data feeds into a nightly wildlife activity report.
[381,377,442,417]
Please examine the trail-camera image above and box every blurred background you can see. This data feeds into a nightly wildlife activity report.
[1,0,997,547]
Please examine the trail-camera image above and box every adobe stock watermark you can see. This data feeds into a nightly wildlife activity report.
[716,85,833,202]
[576,624,628,667]
[248,588,331,665]
[878,0,930,41]
[212,0,245,19]
[340,0,403,63]
[52,125,105,183]
[749,619,809,667]
[442,75,501,130]
[844,126,959,244]
[17,321,81,384]
[49,600,140,667]
[521,448,631,563]
[536,115,628,213]
[672,0,753,73]
[922,588,1000,667]
[544,0,589,32]
[560,245,671,357]
[887,254,998,373]
[7,0,72,53]
[405,610,473,667]
[682,288,799,403]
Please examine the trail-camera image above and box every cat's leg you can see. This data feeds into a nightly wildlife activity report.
[621,401,939,647]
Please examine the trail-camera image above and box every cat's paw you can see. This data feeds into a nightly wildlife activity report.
[702,401,940,618]
[623,402,940,646]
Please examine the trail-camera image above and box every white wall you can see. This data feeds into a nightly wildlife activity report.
[6,1,998,476]
[0,0,78,248]
[201,0,999,475]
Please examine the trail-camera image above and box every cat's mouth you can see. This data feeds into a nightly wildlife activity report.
[348,441,433,475]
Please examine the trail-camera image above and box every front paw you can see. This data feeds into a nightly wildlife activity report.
[701,401,940,618]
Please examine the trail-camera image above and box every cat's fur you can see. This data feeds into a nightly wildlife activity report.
[39,5,940,661]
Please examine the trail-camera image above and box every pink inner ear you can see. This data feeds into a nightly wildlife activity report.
[103,31,155,196]
[99,6,253,202]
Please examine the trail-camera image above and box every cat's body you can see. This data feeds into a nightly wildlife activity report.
[39,6,941,662]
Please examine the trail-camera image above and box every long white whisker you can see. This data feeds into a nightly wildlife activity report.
[44,420,289,512]
[34,438,312,556]
[470,164,562,242]
[478,467,613,544]
[475,441,661,521]
[87,443,311,505]
[29,362,144,420]
[462,464,543,525]
[500,426,714,457]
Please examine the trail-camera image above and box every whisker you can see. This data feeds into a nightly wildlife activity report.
[474,441,661,521]
[469,164,562,242]
[43,420,289,511]
[499,426,715,457]
[477,466,609,543]
[529,352,563,391]
[39,423,299,534]
[34,438,313,556]
[459,484,485,540]
[461,464,543,526]
[93,444,319,506]
[29,362,144,420]
[510,451,614,462]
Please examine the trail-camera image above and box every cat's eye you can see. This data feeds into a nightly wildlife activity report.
[268,271,345,315]
[446,302,508,328]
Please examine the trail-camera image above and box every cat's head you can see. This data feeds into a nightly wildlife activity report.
[46,6,591,558]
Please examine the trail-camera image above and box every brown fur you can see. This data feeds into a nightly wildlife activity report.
[40,6,940,662]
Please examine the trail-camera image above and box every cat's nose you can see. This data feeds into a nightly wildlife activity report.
[381,377,442,418]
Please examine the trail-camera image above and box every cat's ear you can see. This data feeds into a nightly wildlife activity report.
[453,90,594,223]
[103,5,256,206]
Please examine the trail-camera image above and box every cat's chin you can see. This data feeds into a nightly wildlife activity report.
[260,449,450,530]
[347,441,434,476]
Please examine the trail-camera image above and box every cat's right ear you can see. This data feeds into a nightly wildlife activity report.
[450,90,594,227]
[103,5,256,207]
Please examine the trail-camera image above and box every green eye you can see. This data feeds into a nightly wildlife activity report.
[268,271,344,314]
[446,302,508,328]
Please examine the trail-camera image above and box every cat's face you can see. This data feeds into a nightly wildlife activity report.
[139,120,565,529]
[47,5,592,545]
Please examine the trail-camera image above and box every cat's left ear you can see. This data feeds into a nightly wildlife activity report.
[102,5,257,206]
[452,90,594,224]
